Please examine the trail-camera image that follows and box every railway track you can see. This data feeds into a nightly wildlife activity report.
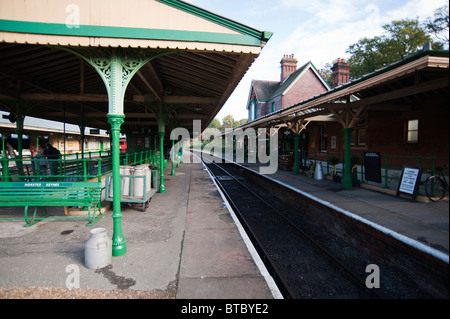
[202,158,382,299]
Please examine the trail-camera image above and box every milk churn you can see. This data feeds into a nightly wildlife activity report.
[84,228,112,269]
[314,162,324,180]
[108,166,133,198]
[120,165,134,197]
[133,164,150,198]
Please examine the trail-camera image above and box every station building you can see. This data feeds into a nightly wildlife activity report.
[237,49,449,190]
[1,113,111,156]
[247,54,330,121]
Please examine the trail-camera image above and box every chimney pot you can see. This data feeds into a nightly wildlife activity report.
[280,54,298,82]
[331,58,350,88]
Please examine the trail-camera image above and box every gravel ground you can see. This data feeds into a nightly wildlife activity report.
[0,286,175,299]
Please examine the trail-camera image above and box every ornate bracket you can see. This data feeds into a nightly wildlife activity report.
[59,46,178,115]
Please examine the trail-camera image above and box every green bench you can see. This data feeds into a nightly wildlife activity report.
[0,181,104,227]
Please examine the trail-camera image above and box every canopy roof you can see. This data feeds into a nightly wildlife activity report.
[238,50,449,130]
[0,0,272,132]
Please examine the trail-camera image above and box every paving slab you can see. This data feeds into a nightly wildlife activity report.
[0,159,277,300]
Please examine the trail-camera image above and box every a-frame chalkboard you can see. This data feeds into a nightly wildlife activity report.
[396,166,422,201]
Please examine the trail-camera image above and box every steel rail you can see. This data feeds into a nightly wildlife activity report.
[204,160,296,298]
[205,159,384,299]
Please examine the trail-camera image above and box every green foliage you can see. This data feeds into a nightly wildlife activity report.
[347,17,445,79]
[318,5,448,84]
[208,118,222,130]
[207,115,248,132]
[424,5,449,45]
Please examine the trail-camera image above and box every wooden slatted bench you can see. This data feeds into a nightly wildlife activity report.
[0,181,104,227]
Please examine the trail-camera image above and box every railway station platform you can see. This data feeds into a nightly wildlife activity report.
[0,156,279,299]
[0,151,448,300]
[241,161,449,256]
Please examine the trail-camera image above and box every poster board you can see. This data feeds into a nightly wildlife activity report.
[396,166,422,200]
[364,152,381,183]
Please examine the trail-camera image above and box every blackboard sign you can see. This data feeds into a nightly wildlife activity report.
[396,166,422,200]
[364,152,381,183]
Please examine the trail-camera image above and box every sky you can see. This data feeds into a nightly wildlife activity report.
[184,0,449,122]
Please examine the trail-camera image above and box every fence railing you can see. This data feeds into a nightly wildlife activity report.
[298,150,448,193]
[0,149,160,182]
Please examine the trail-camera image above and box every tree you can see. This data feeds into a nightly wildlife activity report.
[222,115,235,129]
[346,36,389,79]
[208,118,221,130]
[207,115,248,132]
[236,118,248,127]
[320,63,334,88]
[424,5,449,46]
[347,18,444,79]
[382,19,435,59]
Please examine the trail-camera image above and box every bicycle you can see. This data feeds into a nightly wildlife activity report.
[424,165,448,201]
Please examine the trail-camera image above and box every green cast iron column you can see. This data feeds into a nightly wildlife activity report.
[171,139,176,176]
[63,47,166,257]
[293,133,300,175]
[62,47,179,256]
[79,125,85,160]
[159,131,166,193]
[1,133,8,181]
[147,103,180,193]
[108,114,127,256]
[342,128,353,189]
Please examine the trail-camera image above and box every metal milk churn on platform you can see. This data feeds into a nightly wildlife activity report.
[108,166,133,198]
[314,162,324,180]
[120,165,134,197]
[133,164,150,198]
[84,228,112,269]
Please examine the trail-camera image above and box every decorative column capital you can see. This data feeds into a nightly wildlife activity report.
[107,113,125,128]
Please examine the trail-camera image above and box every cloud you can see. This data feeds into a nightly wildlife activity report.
[383,0,448,22]
[278,4,386,66]
[188,0,450,120]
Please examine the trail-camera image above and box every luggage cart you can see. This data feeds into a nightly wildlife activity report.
[105,169,158,211]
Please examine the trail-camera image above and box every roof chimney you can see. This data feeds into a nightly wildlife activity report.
[331,58,350,87]
[280,54,298,82]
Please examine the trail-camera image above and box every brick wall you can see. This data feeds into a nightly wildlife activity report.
[300,93,449,169]
[282,68,328,108]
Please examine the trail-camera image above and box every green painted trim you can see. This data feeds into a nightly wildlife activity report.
[156,0,272,41]
[0,19,262,46]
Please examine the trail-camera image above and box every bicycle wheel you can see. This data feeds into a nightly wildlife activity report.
[424,176,446,201]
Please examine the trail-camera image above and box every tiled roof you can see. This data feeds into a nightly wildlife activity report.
[251,61,325,102]
[252,80,279,101]
[269,62,310,98]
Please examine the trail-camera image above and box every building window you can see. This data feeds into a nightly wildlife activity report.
[357,129,366,145]
[249,101,255,121]
[271,102,275,113]
[407,119,419,143]
[351,128,367,147]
